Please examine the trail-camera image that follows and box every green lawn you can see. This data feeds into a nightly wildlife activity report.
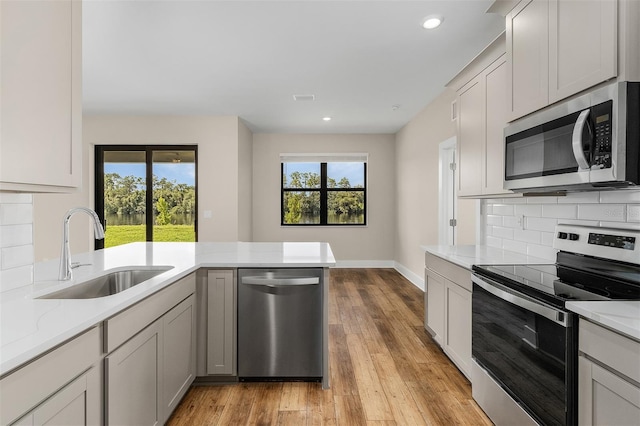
[105,225,195,248]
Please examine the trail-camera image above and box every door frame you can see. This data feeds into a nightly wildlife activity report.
[95,145,198,249]
[438,137,457,245]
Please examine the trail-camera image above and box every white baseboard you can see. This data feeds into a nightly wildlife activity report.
[394,262,425,291]
[334,260,395,268]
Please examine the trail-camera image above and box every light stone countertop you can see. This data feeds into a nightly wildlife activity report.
[567,301,640,342]
[0,242,335,377]
[421,244,551,270]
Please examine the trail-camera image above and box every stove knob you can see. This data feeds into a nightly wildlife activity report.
[558,232,568,239]
[569,233,580,241]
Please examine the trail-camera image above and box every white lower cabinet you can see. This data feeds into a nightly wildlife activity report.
[106,320,163,426]
[105,274,196,425]
[196,269,237,378]
[444,281,472,375]
[0,327,102,426]
[14,367,100,426]
[425,268,445,343]
[424,253,472,379]
[163,295,197,416]
[578,319,640,425]
[206,270,236,375]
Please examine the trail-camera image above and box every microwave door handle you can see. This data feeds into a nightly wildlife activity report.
[572,109,591,170]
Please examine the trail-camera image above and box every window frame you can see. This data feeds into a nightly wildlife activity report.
[95,145,198,249]
[280,161,367,226]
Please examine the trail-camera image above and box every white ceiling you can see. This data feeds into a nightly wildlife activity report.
[83,1,505,134]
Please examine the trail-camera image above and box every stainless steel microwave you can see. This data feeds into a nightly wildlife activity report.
[504,81,639,193]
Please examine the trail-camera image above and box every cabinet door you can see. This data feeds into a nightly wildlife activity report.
[457,75,484,196]
[207,270,236,375]
[444,281,472,377]
[484,56,510,195]
[549,0,617,103]
[162,294,196,422]
[507,0,549,120]
[106,320,163,426]
[425,270,446,345]
[0,0,81,191]
[13,368,100,426]
[579,356,640,425]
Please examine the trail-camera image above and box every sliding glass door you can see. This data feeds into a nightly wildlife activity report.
[95,146,197,249]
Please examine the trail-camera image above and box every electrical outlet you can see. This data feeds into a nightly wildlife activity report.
[517,214,524,230]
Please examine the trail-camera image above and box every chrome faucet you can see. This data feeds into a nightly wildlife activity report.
[59,207,105,280]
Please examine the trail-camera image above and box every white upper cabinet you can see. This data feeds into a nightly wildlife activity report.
[449,33,514,198]
[507,0,549,121]
[548,0,617,104]
[457,76,485,197]
[0,0,82,192]
[507,0,617,121]
[484,57,510,195]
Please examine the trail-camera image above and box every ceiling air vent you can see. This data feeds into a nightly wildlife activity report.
[293,94,315,101]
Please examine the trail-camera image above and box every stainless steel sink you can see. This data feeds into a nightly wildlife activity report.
[39,266,174,299]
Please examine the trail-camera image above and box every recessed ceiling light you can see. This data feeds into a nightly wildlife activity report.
[322,116,332,122]
[422,15,443,30]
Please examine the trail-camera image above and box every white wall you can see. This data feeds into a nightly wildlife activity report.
[394,88,477,286]
[32,115,251,261]
[482,190,640,260]
[252,133,396,265]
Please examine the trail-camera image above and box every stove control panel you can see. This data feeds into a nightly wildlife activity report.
[554,224,640,265]
[588,233,635,250]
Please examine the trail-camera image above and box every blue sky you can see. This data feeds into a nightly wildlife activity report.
[105,163,196,185]
[283,162,364,187]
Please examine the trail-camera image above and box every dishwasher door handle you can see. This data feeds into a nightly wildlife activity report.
[242,276,320,287]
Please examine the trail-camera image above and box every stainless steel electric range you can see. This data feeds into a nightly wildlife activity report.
[471,224,640,426]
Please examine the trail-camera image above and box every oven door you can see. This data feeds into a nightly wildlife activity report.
[472,274,577,426]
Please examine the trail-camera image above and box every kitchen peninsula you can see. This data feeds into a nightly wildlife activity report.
[0,242,335,425]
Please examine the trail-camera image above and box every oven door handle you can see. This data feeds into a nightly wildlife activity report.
[472,275,570,327]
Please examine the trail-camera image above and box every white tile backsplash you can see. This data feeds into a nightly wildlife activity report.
[525,217,558,232]
[481,190,640,261]
[0,194,34,292]
[1,245,34,270]
[577,204,625,222]
[0,203,33,225]
[541,204,577,219]
[0,224,32,248]
[514,204,542,217]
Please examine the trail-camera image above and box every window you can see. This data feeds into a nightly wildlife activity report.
[281,154,367,226]
[95,145,197,249]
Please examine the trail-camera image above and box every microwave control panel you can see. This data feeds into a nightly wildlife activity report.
[591,100,613,169]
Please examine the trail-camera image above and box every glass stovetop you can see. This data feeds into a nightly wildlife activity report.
[473,260,640,309]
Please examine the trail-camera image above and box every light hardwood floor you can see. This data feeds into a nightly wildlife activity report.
[167,268,492,425]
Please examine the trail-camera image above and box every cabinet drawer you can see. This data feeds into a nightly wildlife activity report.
[425,253,471,292]
[0,327,101,425]
[580,319,640,384]
[105,273,195,353]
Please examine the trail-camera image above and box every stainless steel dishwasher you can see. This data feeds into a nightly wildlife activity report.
[237,268,323,381]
